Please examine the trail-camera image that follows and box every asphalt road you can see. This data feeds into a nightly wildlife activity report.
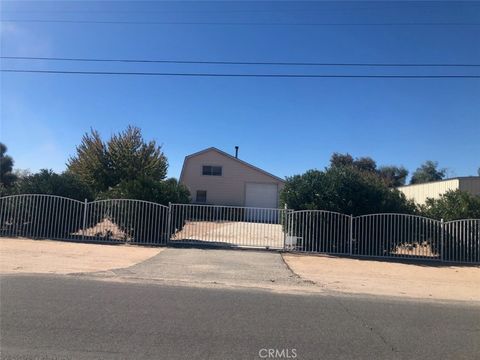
[1,275,479,360]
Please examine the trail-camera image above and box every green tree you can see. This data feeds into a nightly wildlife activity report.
[0,143,17,193]
[67,129,111,193]
[420,190,480,221]
[377,166,409,187]
[67,126,168,196]
[98,177,189,205]
[329,153,407,188]
[330,153,354,168]
[330,153,377,173]
[107,126,168,186]
[281,166,415,216]
[410,161,446,184]
[13,169,93,201]
[353,157,377,173]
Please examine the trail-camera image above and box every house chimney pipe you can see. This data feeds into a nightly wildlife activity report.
[235,146,239,158]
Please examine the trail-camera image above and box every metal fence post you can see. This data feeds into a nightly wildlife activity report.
[166,202,172,245]
[82,199,88,241]
[283,204,288,251]
[349,214,353,256]
[440,218,444,262]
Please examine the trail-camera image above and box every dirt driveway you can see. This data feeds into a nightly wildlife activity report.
[0,238,162,274]
[171,221,284,249]
[283,253,480,302]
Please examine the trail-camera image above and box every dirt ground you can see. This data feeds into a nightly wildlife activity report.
[0,238,162,274]
[283,253,480,302]
[3,237,479,302]
[171,221,284,249]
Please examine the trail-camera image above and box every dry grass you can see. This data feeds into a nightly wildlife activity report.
[394,242,438,258]
[73,218,130,241]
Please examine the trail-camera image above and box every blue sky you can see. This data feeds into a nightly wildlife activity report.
[1,1,479,181]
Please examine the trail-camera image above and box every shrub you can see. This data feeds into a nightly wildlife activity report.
[420,190,480,221]
[281,166,416,216]
[281,165,416,254]
[11,169,93,201]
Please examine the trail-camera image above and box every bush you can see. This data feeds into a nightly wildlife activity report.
[92,178,190,242]
[1,170,91,240]
[419,190,480,261]
[442,219,479,262]
[281,166,416,216]
[11,169,93,201]
[420,190,480,221]
[97,177,190,205]
[82,199,170,243]
[281,165,416,254]
[0,194,85,240]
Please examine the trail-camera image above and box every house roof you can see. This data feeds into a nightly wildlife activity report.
[397,176,480,189]
[179,147,285,183]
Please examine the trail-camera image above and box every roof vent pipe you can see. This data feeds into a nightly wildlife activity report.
[235,146,239,158]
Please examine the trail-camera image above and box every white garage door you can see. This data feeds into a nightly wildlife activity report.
[245,183,278,209]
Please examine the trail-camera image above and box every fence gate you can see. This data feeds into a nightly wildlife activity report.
[169,203,286,249]
[0,195,169,245]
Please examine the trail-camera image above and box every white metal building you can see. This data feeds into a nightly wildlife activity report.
[397,177,480,205]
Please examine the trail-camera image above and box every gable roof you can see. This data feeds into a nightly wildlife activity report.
[179,147,285,183]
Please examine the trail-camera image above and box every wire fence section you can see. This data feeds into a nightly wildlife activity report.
[1,195,479,263]
[285,210,351,254]
[84,199,169,244]
[443,219,480,263]
[169,203,286,249]
[0,194,84,241]
[286,211,479,263]
[352,214,442,259]
[0,195,169,245]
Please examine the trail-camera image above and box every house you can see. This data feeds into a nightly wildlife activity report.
[179,147,285,208]
[397,176,480,205]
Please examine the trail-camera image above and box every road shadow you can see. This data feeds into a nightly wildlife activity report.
[286,251,479,268]
[167,238,283,252]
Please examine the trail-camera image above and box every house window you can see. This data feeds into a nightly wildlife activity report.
[196,190,207,203]
[202,165,222,176]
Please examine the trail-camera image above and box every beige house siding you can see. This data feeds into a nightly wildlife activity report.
[180,148,285,207]
[397,177,480,205]
[459,177,480,195]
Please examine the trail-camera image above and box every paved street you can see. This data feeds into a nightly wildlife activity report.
[1,274,479,360]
